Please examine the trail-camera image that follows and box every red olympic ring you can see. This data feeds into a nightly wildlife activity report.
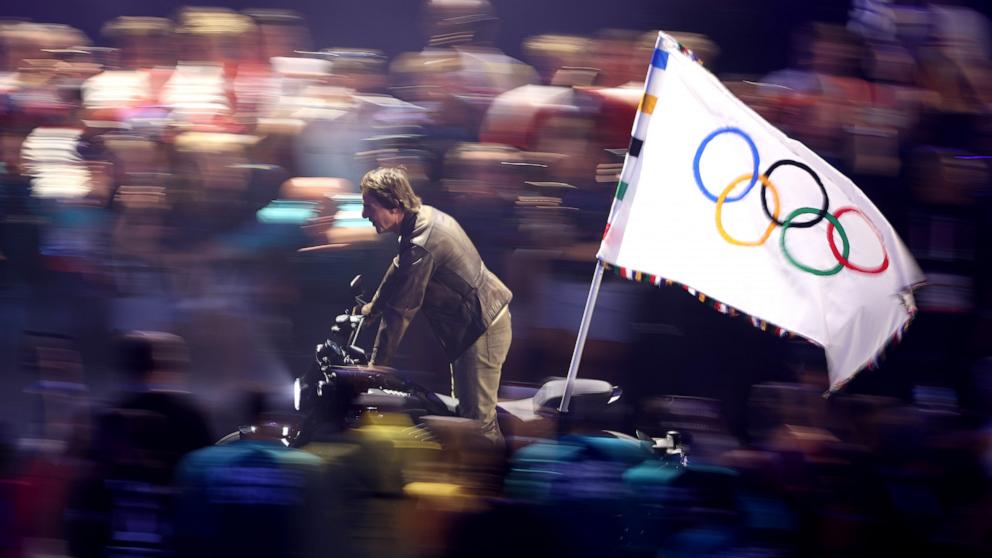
[826,207,889,274]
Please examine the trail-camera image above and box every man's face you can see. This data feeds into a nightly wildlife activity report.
[362,191,404,234]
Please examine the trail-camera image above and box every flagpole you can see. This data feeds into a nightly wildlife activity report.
[558,259,606,413]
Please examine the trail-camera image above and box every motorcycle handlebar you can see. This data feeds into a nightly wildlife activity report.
[346,313,366,353]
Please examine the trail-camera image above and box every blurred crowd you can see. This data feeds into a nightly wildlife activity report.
[0,0,991,556]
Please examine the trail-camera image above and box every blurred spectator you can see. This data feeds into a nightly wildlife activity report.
[0,128,42,290]
[392,0,538,142]
[173,391,347,558]
[243,9,310,63]
[923,0,992,110]
[13,333,89,558]
[160,7,257,130]
[848,0,898,43]
[479,78,591,150]
[0,23,90,129]
[592,28,652,87]
[232,10,312,130]
[899,147,986,400]
[103,330,213,460]
[764,23,871,168]
[439,142,522,274]
[294,72,424,187]
[324,48,388,93]
[102,17,175,71]
[521,34,592,85]
[80,17,174,130]
[533,113,609,241]
[169,131,257,231]
[65,331,211,558]
[19,332,89,453]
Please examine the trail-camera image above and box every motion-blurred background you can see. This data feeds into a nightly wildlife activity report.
[1,1,991,556]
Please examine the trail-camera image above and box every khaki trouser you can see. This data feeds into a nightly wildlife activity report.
[451,308,511,442]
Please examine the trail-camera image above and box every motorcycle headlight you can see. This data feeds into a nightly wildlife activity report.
[293,377,302,411]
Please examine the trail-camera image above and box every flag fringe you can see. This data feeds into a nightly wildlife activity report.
[601,262,921,396]
[825,307,919,396]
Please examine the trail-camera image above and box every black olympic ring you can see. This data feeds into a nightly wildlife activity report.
[759,159,829,229]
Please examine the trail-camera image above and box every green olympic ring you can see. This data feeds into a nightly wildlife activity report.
[779,207,850,276]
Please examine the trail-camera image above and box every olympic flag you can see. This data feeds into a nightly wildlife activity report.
[597,33,924,392]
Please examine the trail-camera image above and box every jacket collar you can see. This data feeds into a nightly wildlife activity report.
[398,208,420,244]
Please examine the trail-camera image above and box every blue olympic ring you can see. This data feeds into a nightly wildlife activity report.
[692,127,760,203]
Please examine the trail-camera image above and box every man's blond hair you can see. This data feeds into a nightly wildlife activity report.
[360,166,422,213]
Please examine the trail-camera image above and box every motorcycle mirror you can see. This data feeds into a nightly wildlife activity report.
[350,275,368,305]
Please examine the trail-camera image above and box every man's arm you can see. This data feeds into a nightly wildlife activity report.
[366,244,435,366]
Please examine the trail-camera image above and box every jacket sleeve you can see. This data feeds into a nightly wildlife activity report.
[368,244,435,366]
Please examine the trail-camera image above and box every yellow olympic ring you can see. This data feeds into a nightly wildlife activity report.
[715,173,780,247]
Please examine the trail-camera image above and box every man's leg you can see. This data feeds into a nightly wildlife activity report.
[451,310,511,442]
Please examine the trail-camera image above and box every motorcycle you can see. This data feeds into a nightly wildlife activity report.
[220,275,686,466]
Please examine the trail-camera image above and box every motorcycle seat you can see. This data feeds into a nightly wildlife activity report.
[498,378,616,422]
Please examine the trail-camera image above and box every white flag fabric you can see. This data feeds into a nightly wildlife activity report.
[597,33,925,392]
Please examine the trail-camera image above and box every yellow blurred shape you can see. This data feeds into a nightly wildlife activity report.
[404,481,461,499]
[173,132,258,154]
[102,17,173,38]
[279,177,351,201]
[177,7,255,36]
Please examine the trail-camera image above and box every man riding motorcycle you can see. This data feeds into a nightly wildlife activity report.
[358,166,512,443]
